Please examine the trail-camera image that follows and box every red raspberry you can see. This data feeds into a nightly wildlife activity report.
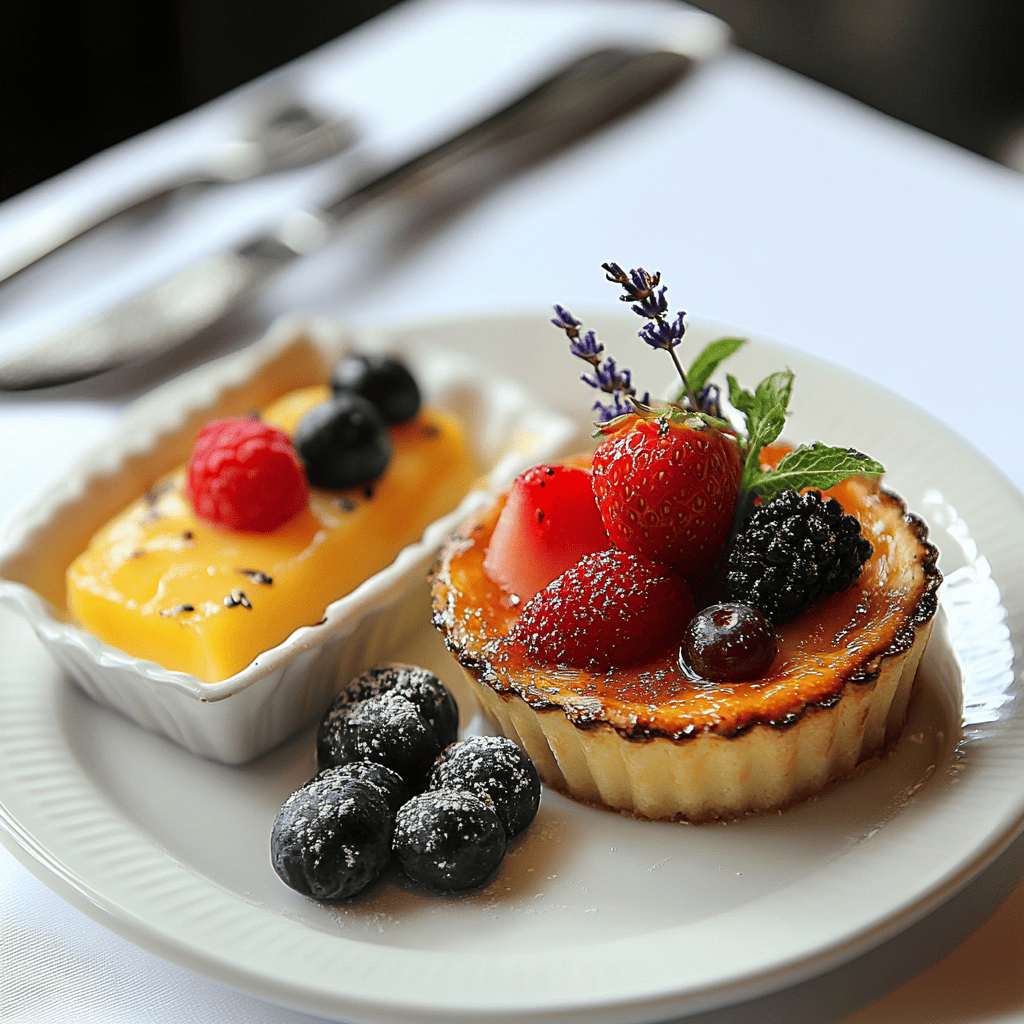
[591,416,742,582]
[511,549,694,671]
[482,463,610,602]
[186,418,309,532]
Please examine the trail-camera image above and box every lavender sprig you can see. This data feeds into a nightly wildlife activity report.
[602,262,698,409]
[554,264,739,428]
[553,304,648,422]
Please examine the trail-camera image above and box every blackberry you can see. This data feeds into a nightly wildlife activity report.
[316,665,459,779]
[316,690,444,789]
[321,760,411,816]
[726,489,872,625]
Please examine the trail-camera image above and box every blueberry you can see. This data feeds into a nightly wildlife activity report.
[316,665,459,774]
[317,690,445,789]
[393,789,506,891]
[428,736,540,836]
[332,353,421,424]
[318,760,410,816]
[679,603,778,682]
[271,774,392,901]
[387,667,459,749]
[294,392,391,489]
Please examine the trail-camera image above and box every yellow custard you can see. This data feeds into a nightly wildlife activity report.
[68,385,475,682]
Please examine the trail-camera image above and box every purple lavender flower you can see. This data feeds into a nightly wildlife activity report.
[639,310,686,352]
[551,305,582,340]
[569,329,603,367]
[696,383,722,420]
[554,303,641,422]
[581,356,632,395]
[593,392,635,422]
[554,263,698,421]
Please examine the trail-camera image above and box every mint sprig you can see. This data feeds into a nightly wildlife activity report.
[727,370,793,491]
[753,443,885,501]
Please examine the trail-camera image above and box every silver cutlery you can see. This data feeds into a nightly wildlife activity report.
[0,46,692,391]
[0,101,358,284]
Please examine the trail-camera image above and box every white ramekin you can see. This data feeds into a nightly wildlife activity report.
[0,314,575,764]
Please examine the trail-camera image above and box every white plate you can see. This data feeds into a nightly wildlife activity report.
[0,312,1022,1024]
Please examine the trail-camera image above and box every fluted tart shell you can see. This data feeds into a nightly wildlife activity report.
[430,466,941,821]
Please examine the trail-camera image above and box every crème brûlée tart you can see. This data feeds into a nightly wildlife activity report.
[431,463,941,821]
[67,384,475,683]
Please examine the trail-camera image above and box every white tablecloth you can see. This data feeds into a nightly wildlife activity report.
[1,1,1022,1021]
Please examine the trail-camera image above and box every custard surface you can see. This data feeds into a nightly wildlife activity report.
[69,386,475,682]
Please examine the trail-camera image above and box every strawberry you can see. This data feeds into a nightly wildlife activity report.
[483,464,610,602]
[511,549,694,670]
[591,416,742,582]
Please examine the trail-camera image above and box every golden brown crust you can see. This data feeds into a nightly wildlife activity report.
[430,471,940,821]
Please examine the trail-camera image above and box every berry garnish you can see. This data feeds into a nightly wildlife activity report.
[322,760,411,816]
[679,603,777,682]
[726,489,873,624]
[393,789,506,892]
[316,665,458,774]
[591,417,742,582]
[316,689,445,789]
[428,735,541,836]
[332,353,421,424]
[512,549,694,671]
[186,417,308,533]
[271,773,392,901]
[294,392,392,490]
[482,463,610,601]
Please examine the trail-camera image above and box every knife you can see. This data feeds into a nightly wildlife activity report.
[0,46,693,391]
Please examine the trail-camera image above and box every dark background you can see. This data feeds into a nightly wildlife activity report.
[2,0,1023,202]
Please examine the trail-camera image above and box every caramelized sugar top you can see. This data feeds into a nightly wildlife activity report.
[435,467,936,738]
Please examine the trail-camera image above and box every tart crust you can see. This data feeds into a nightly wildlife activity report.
[431,471,941,821]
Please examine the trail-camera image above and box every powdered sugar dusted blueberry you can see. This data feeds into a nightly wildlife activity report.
[318,690,444,788]
[271,774,392,901]
[428,736,540,836]
[393,789,506,892]
[316,664,458,772]
[319,760,410,816]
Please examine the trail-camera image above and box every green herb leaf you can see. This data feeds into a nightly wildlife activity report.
[735,370,794,489]
[751,443,886,501]
[674,337,747,400]
[726,373,755,419]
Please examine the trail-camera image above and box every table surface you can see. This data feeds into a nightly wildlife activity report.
[1,1,1022,1021]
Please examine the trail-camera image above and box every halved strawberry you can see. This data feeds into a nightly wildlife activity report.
[511,549,694,670]
[483,464,610,602]
[591,416,742,582]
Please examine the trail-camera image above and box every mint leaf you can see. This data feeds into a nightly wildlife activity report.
[677,337,746,399]
[737,370,794,490]
[726,373,755,418]
[751,443,886,501]
[747,371,793,447]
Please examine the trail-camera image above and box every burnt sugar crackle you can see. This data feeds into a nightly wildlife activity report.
[431,263,941,821]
